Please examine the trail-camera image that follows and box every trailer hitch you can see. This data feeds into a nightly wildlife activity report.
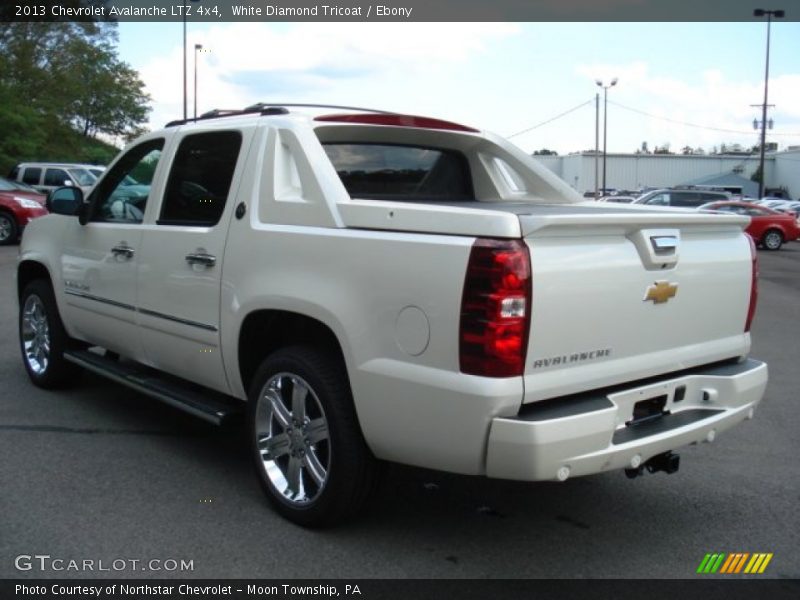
[625,451,680,479]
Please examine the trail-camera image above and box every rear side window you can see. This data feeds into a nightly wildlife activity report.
[323,143,474,201]
[159,131,242,226]
[44,168,69,187]
[701,192,727,202]
[671,192,703,207]
[22,168,41,185]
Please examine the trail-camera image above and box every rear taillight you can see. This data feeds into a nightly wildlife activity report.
[745,234,759,333]
[459,239,531,377]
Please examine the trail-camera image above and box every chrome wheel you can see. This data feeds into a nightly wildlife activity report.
[763,230,782,251]
[255,372,330,505]
[21,294,50,375]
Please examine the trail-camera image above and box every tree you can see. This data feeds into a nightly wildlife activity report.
[533,148,558,156]
[57,39,150,139]
[653,143,673,155]
[0,21,150,171]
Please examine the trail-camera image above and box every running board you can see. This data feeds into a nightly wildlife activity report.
[64,349,243,425]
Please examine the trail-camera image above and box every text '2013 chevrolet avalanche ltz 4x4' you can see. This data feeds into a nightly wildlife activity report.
[17,104,767,527]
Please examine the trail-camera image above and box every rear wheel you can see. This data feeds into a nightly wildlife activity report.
[248,345,377,527]
[762,229,783,251]
[19,279,80,388]
[0,212,17,245]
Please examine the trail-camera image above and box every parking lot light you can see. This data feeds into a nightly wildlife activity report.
[753,8,785,198]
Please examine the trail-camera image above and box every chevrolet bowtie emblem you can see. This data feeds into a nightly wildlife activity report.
[644,281,678,304]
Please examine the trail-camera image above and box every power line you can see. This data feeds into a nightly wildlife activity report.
[608,100,800,137]
[507,99,594,139]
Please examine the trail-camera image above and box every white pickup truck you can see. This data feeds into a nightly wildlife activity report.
[17,104,767,527]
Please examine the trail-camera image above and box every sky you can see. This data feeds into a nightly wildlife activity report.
[116,21,800,155]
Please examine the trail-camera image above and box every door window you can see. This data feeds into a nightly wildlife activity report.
[44,168,70,187]
[159,131,242,226]
[90,139,164,224]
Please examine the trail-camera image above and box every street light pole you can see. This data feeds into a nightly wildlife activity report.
[594,92,599,200]
[753,8,784,199]
[183,13,187,120]
[194,44,203,120]
[596,78,618,195]
[182,0,202,121]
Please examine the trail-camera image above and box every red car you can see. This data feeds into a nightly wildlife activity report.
[0,176,48,245]
[699,201,800,251]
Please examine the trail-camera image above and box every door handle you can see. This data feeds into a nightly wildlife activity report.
[650,236,679,253]
[111,244,135,259]
[185,252,216,267]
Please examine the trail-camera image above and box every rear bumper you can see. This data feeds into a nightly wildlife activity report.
[486,358,767,481]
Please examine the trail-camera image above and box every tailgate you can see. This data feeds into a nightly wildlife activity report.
[518,210,755,403]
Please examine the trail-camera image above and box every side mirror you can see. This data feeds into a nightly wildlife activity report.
[46,186,83,217]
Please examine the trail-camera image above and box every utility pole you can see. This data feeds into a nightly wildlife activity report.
[753,8,785,198]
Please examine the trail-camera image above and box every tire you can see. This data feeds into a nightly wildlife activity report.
[248,345,377,527]
[762,229,783,251]
[0,211,18,245]
[19,279,80,388]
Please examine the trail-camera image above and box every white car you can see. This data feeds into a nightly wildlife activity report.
[17,104,767,526]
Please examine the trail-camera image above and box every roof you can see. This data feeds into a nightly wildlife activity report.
[680,172,759,197]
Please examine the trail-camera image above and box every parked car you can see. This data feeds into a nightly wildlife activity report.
[0,176,47,245]
[8,162,97,196]
[778,201,800,218]
[698,201,800,250]
[635,188,730,208]
[18,104,766,526]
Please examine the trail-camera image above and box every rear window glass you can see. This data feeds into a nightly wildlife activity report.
[22,168,41,185]
[322,143,474,201]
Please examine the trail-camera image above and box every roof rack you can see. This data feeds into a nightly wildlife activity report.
[165,103,394,128]
[243,103,395,114]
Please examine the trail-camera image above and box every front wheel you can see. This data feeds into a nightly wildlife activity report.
[19,279,79,388]
[248,346,377,527]
[0,212,18,245]
[762,229,783,251]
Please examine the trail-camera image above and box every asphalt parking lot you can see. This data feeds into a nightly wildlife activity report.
[1,243,798,580]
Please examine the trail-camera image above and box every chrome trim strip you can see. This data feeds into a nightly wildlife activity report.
[138,307,218,332]
[64,289,136,312]
[64,289,218,332]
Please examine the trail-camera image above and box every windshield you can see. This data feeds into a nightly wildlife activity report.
[0,176,38,192]
[68,168,96,186]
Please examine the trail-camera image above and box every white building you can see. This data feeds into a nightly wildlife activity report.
[533,148,800,199]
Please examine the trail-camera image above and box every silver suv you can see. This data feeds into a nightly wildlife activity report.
[635,188,730,208]
[8,162,98,195]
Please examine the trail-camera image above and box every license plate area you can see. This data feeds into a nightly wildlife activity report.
[626,394,669,427]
